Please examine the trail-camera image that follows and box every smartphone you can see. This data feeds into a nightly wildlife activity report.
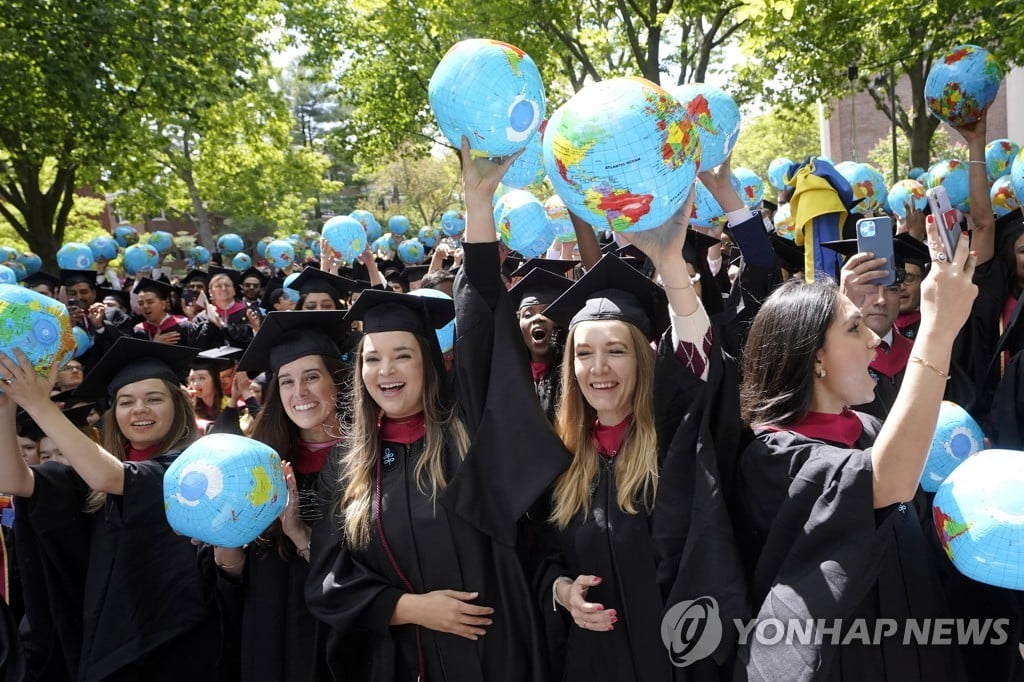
[855,216,896,286]
[926,186,962,262]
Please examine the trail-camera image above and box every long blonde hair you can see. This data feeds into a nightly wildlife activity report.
[550,321,658,529]
[338,332,471,548]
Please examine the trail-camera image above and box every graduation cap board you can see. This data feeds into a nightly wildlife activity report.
[769,234,805,275]
[207,265,242,288]
[543,253,668,341]
[508,269,574,309]
[290,266,360,299]
[510,258,578,279]
[98,287,131,311]
[134,277,175,299]
[59,269,97,288]
[181,269,209,285]
[74,337,200,400]
[236,310,352,374]
[192,346,244,374]
[240,267,269,287]
[24,271,60,292]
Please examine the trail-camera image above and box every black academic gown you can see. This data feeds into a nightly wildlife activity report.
[732,415,969,681]
[305,240,570,682]
[14,456,222,682]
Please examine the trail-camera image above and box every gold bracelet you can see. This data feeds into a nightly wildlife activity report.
[909,355,949,379]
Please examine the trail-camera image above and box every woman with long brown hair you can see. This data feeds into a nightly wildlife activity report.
[0,338,222,680]
[305,140,569,681]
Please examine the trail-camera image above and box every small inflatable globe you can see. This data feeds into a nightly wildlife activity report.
[231,253,252,270]
[282,272,301,301]
[773,203,795,239]
[56,243,95,271]
[371,234,397,257]
[256,236,274,260]
[265,240,295,270]
[927,159,970,211]
[217,233,245,257]
[492,184,511,209]
[922,401,986,493]
[503,123,547,188]
[6,262,26,282]
[887,179,928,219]
[767,157,794,191]
[149,230,174,254]
[350,209,383,242]
[429,39,546,158]
[733,167,765,209]
[991,175,1020,218]
[397,238,426,265]
[690,180,726,229]
[839,163,887,214]
[189,245,212,266]
[88,236,118,261]
[322,216,368,263]
[163,433,288,548]
[113,224,139,247]
[494,189,554,258]
[925,45,1003,127]
[311,238,322,259]
[286,234,308,257]
[933,449,1024,590]
[122,244,160,275]
[544,194,576,243]
[0,285,76,378]
[1009,153,1024,214]
[908,167,925,180]
[440,210,466,237]
[543,77,700,234]
[410,288,455,354]
[417,227,440,248]
[16,252,41,275]
[0,265,15,285]
[0,246,16,263]
[387,215,411,237]
[669,83,741,172]
[985,139,1019,182]
[72,325,93,359]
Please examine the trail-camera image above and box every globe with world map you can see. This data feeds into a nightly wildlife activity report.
[543,77,700,233]
[0,285,76,378]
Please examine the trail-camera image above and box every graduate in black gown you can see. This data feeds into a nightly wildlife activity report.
[731,213,980,680]
[304,140,570,681]
[131,277,215,347]
[0,338,222,680]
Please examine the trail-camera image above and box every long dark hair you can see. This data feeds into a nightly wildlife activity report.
[740,278,838,428]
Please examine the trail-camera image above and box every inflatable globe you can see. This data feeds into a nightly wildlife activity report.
[217,233,245,257]
[371,234,397,257]
[767,157,794,191]
[350,209,383,242]
[908,167,925,180]
[265,240,295,270]
[544,194,576,243]
[925,45,1004,127]
[231,253,252,270]
[397,238,426,265]
[72,325,93,358]
[189,245,212,266]
[410,288,455,354]
[669,82,741,171]
[6,262,26,282]
[88,236,118,261]
[839,163,887,214]
[992,175,1020,218]
[149,230,174,254]
[922,401,985,493]
[0,246,15,264]
[287,233,308,255]
[927,159,970,211]
[985,139,1019,182]
[933,449,1024,590]
[322,216,368,262]
[122,244,160,275]
[16,252,41,274]
[163,433,288,548]
[428,39,546,158]
[387,215,411,237]
[503,123,547,188]
[543,77,700,233]
[690,181,726,229]
[494,189,554,258]
[0,285,76,377]
[417,226,440,248]
[886,179,928,219]
[256,236,274,260]
[113,224,139,247]
[440,209,466,237]
[492,183,511,208]
[311,238,322,259]
[1009,153,1024,214]
[0,265,15,285]
[57,243,95,270]
[733,167,765,208]
[773,203,795,239]
[282,272,301,302]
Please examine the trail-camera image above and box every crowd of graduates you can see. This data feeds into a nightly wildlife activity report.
[0,103,1023,682]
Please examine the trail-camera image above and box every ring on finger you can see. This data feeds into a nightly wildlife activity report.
[932,252,948,263]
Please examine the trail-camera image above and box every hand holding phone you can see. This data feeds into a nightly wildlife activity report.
[926,186,962,262]
[855,216,896,286]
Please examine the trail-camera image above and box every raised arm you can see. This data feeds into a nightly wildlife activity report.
[956,107,994,265]
[870,215,978,507]
[0,392,34,496]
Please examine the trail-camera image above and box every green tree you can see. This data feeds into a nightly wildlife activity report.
[867,127,967,186]
[731,103,821,200]
[0,0,279,267]
[361,150,461,228]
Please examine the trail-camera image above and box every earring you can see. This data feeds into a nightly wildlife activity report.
[816,368,827,379]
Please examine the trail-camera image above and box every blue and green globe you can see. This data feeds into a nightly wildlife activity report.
[0,285,76,377]
[992,176,1019,218]
[925,45,1003,127]
[494,189,553,257]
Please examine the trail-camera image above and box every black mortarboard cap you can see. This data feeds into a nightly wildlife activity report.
[400,265,430,285]
[343,289,455,336]
[180,269,209,285]
[510,258,578,279]
[192,346,244,374]
[509,268,574,309]
[291,266,360,299]
[236,311,351,374]
[207,265,242,288]
[59,269,97,288]
[600,241,620,255]
[769,234,805,274]
[543,253,668,341]
[74,337,199,400]
[98,287,131,311]
[15,408,43,440]
[762,199,779,213]
[500,255,523,280]
[134,277,175,299]
[682,229,723,265]
[23,271,60,291]
[240,267,269,286]
[61,402,96,429]
[893,233,930,269]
